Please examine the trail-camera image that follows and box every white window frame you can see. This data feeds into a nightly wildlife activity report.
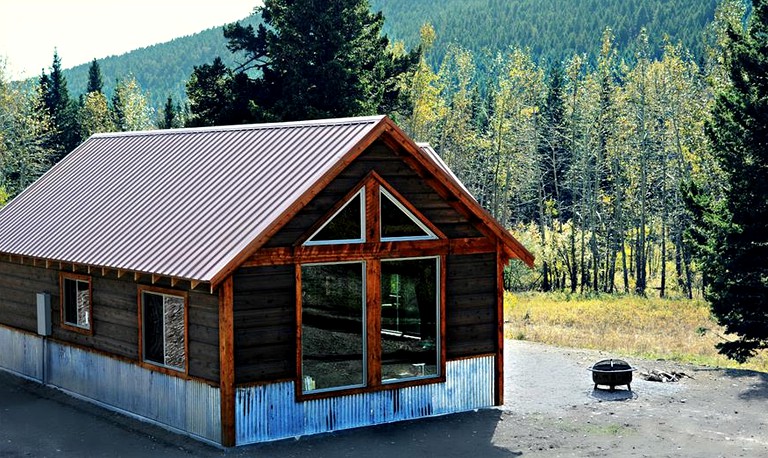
[304,187,366,246]
[300,260,367,394]
[380,255,441,384]
[379,188,437,242]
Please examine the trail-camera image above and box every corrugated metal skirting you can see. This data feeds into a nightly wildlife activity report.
[44,340,221,443]
[0,326,44,380]
[235,355,494,445]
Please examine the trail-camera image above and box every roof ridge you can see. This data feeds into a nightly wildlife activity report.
[90,115,386,139]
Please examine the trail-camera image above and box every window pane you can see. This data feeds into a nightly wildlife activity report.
[380,191,432,239]
[301,263,365,391]
[63,278,90,328]
[76,281,90,327]
[163,295,186,369]
[143,292,165,365]
[381,258,438,382]
[63,279,78,324]
[308,191,363,243]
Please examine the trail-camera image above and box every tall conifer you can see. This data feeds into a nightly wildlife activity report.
[687,0,768,362]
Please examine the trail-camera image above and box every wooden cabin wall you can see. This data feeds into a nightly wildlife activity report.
[265,141,483,247]
[445,252,498,358]
[0,259,220,382]
[232,265,295,384]
[0,260,55,332]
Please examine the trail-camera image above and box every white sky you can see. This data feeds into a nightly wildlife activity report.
[0,0,259,80]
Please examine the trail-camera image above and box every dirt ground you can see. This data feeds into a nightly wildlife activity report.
[1,340,767,457]
[501,340,768,457]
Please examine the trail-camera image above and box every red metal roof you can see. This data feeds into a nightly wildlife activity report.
[0,117,384,282]
[0,115,533,284]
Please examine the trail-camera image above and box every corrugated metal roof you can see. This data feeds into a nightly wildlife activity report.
[0,116,384,282]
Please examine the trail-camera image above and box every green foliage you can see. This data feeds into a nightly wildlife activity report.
[687,0,768,362]
[187,0,419,124]
[111,76,155,131]
[1,61,54,197]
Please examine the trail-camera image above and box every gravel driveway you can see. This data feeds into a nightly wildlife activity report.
[1,340,766,457]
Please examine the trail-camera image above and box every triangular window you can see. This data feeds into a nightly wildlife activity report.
[380,188,436,241]
[304,188,365,245]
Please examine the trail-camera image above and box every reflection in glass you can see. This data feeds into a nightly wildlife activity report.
[380,190,433,240]
[307,190,364,243]
[380,258,439,382]
[301,262,366,391]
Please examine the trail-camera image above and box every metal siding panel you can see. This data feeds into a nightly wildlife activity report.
[235,355,494,445]
[0,327,44,380]
[44,341,221,443]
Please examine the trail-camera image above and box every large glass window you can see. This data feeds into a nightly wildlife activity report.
[141,290,186,371]
[381,258,439,382]
[61,274,91,332]
[301,262,366,392]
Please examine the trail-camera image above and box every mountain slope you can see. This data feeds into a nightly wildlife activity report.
[62,15,262,110]
[59,1,720,110]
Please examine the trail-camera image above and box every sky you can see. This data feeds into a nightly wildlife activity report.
[0,0,259,80]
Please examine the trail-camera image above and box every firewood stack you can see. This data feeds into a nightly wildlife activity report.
[640,370,693,383]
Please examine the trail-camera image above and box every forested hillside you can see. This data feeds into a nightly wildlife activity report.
[372,0,719,63]
[55,0,724,109]
[62,15,262,109]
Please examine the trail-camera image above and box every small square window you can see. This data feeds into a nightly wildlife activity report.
[60,274,91,333]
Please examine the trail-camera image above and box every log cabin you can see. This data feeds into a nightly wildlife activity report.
[0,115,533,446]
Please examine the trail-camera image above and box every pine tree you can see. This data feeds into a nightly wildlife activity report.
[187,0,418,124]
[86,59,104,94]
[687,0,768,362]
[39,50,81,160]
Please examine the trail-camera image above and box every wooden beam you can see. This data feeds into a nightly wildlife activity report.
[134,272,141,282]
[218,276,236,447]
[244,238,496,267]
[190,280,200,290]
[151,274,160,284]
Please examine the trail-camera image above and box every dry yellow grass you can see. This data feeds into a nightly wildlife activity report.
[505,292,768,373]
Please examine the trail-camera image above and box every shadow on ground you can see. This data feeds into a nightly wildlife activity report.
[0,370,519,458]
[723,368,768,400]
[235,410,520,457]
[589,388,637,402]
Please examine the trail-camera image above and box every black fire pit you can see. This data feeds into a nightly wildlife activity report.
[588,359,635,391]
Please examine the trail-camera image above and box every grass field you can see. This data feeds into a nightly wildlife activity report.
[505,292,768,373]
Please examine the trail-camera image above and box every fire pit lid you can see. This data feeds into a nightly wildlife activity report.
[588,358,635,372]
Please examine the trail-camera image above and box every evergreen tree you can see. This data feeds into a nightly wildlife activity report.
[86,59,104,94]
[188,0,418,124]
[159,96,183,129]
[39,50,81,160]
[687,0,768,362]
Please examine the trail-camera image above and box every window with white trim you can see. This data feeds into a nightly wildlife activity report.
[298,179,442,395]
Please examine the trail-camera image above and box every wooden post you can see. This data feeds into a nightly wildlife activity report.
[366,260,382,387]
[495,241,505,406]
[218,276,236,447]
